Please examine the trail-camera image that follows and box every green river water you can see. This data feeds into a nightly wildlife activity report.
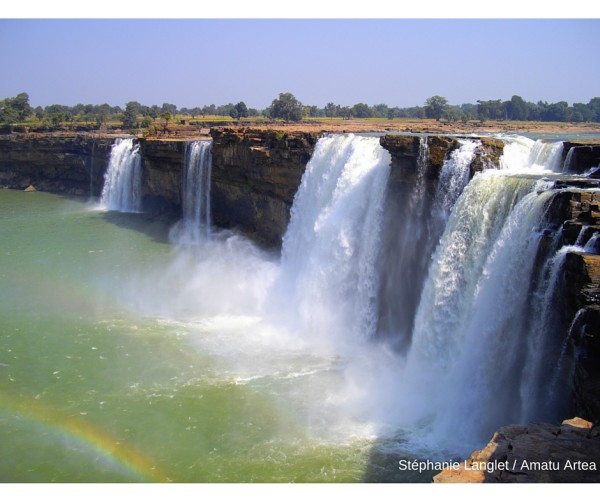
[0,189,427,483]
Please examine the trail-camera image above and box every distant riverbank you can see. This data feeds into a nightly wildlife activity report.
[5,118,600,141]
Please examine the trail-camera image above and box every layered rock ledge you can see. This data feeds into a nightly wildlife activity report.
[0,133,114,196]
[209,128,318,247]
[433,417,600,483]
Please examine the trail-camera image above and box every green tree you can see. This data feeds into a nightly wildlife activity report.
[507,95,528,121]
[425,96,449,120]
[572,102,593,122]
[161,103,177,115]
[587,97,600,122]
[304,105,321,118]
[268,92,304,122]
[371,104,389,118]
[202,104,216,116]
[159,111,172,132]
[122,101,140,129]
[148,105,161,119]
[0,92,32,124]
[339,106,352,119]
[351,103,371,118]
[94,103,111,127]
[324,102,339,118]
[34,106,45,121]
[13,92,32,121]
[0,100,19,124]
[477,99,505,121]
[140,116,153,129]
[444,106,463,123]
[542,101,570,122]
[229,101,249,120]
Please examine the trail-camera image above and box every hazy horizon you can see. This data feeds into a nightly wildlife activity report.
[1,18,599,110]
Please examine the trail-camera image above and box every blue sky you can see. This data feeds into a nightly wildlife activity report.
[1,18,599,109]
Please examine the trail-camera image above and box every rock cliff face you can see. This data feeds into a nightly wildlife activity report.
[137,138,186,216]
[470,137,505,173]
[0,131,498,247]
[0,133,113,196]
[433,417,600,483]
[545,183,600,424]
[207,131,496,249]
[563,141,600,173]
[209,128,318,247]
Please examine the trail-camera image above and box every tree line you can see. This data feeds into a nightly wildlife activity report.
[1,92,600,127]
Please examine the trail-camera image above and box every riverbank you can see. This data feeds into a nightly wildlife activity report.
[5,118,600,140]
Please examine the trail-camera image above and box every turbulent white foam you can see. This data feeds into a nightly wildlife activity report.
[399,173,559,452]
[528,140,564,172]
[100,138,142,212]
[499,135,565,173]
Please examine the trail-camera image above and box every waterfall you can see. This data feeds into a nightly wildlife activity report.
[88,138,96,201]
[584,231,600,253]
[265,132,577,452]
[272,134,391,348]
[111,131,582,455]
[377,138,479,348]
[406,173,558,447]
[499,136,565,173]
[392,134,583,450]
[170,140,213,244]
[528,140,564,172]
[100,138,142,213]
[563,147,576,172]
[431,138,480,234]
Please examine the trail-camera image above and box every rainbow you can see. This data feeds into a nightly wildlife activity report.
[0,388,170,482]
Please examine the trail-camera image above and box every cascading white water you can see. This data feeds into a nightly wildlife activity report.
[100,138,142,212]
[528,139,564,172]
[377,138,479,347]
[272,134,391,348]
[386,134,584,452]
[406,173,558,450]
[585,231,600,253]
[170,140,212,244]
[108,131,583,461]
[434,139,480,218]
[521,223,600,422]
[499,136,565,173]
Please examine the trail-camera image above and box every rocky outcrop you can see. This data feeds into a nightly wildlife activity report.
[380,134,505,181]
[433,417,600,483]
[565,252,600,424]
[543,183,600,423]
[0,133,113,196]
[470,137,505,173]
[563,140,600,173]
[379,135,460,181]
[209,128,318,247]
